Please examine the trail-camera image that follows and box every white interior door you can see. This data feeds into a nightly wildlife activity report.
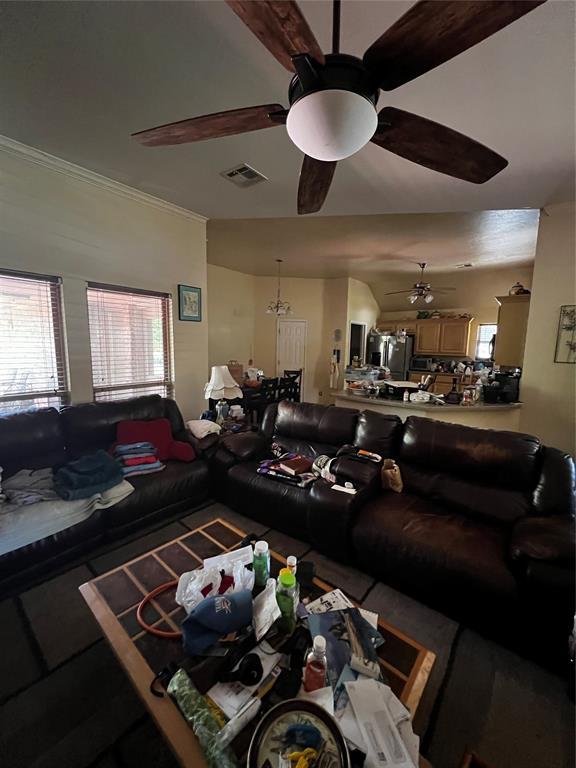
[277,319,307,397]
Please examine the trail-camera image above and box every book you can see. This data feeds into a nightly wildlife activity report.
[278,456,313,476]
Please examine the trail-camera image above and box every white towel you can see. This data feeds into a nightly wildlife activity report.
[186,419,221,439]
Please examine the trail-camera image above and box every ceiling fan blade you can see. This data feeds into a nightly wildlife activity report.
[226,1,324,73]
[384,289,416,295]
[363,0,546,90]
[371,107,508,183]
[433,287,457,291]
[132,104,287,147]
[298,156,337,215]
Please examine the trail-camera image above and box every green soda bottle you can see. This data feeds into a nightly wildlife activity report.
[276,568,297,635]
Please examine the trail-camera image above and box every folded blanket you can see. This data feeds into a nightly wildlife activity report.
[0,479,134,557]
[122,456,159,467]
[113,442,157,457]
[121,462,165,477]
[55,451,123,499]
[1,467,60,506]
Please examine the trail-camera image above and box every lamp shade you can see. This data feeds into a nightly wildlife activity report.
[204,365,243,400]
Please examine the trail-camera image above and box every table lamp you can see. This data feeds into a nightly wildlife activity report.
[204,365,243,424]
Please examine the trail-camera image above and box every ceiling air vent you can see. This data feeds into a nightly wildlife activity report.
[456,263,473,269]
[220,163,268,188]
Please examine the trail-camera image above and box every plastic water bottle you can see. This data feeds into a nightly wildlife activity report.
[276,568,297,635]
[304,635,327,692]
[253,541,270,587]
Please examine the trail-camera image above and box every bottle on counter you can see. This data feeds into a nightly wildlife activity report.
[403,389,410,402]
[276,568,297,635]
[304,635,327,692]
[253,541,270,587]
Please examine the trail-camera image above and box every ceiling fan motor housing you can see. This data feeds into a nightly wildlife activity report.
[286,54,380,162]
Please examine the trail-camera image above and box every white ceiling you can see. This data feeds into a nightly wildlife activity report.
[0,1,574,219]
[207,209,540,278]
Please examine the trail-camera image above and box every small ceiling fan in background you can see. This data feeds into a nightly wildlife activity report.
[132,0,546,215]
[384,262,456,304]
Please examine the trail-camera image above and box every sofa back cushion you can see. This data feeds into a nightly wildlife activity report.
[354,411,403,457]
[399,416,541,524]
[60,395,167,457]
[268,401,359,458]
[0,408,66,477]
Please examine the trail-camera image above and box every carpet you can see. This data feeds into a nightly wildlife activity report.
[426,628,575,768]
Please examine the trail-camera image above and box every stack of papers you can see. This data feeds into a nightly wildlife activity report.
[345,679,419,768]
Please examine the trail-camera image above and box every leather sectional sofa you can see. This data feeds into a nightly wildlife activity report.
[215,400,575,667]
[0,395,211,592]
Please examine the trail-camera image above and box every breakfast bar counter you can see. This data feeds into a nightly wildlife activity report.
[333,391,522,431]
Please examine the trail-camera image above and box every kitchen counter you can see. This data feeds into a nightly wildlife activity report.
[333,391,522,431]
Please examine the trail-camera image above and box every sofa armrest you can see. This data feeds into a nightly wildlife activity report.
[220,431,269,462]
[308,479,378,563]
[533,447,575,517]
[510,515,575,564]
[330,456,381,490]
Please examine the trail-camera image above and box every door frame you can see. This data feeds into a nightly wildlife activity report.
[276,318,308,400]
[348,321,367,366]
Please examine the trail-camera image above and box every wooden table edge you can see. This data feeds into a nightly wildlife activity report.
[79,581,203,768]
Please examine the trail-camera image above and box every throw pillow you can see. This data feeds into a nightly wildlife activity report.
[117,419,195,462]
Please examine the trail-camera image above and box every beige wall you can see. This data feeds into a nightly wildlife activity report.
[207,264,255,370]
[375,265,534,358]
[0,145,208,420]
[205,269,377,404]
[253,276,326,403]
[521,202,575,454]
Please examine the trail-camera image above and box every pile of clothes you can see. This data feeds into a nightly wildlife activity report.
[112,442,165,478]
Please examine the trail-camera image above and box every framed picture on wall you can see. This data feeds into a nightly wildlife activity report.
[178,285,201,322]
[554,305,576,363]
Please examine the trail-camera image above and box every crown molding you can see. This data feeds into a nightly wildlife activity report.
[0,134,207,223]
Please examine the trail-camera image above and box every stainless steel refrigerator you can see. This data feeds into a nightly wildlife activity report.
[366,332,414,379]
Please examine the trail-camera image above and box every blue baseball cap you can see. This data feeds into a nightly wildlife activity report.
[181,589,253,656]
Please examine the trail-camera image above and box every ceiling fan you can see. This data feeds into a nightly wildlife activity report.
[132,0,546,215]
[384,262,455,304]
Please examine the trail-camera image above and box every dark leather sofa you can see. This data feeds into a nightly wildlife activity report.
[0,395,210,592]
[215,400,575,666]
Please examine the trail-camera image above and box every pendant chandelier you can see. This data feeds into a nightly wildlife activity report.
[266,259,292,316]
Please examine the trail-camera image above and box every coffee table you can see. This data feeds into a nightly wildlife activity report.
[79,517,435,768]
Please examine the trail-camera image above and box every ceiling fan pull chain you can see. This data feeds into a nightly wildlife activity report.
[332,0,341,54]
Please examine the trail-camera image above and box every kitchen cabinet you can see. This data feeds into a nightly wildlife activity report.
[439,320,471,356]
[377,321,417,335]
[415,321,441,353]
[493,295,530,367]
[415,318,471,355]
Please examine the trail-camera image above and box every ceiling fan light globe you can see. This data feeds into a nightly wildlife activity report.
[425,294,434,304]
[407,294,418,304]
[287,89,378,162]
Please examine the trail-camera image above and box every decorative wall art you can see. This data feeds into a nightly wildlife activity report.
[554,305,576,363]
[178,285,201,322]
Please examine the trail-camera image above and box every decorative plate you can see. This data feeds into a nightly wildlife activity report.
[247,698,350,768]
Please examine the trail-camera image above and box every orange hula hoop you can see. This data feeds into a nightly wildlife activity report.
[136,579,182,638]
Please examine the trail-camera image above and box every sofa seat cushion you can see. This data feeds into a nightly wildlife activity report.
[351,493,518,611]
[227,461,311,539]
[101,460,210,530]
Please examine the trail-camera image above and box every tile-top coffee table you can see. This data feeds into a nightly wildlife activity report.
[79,517,435,768]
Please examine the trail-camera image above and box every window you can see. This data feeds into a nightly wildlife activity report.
[476,323,497,360]
[87,284,173,402]
[0,270,69,414]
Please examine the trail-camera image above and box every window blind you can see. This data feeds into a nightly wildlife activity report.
[0,270,69,414]
[87,284,174,402]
